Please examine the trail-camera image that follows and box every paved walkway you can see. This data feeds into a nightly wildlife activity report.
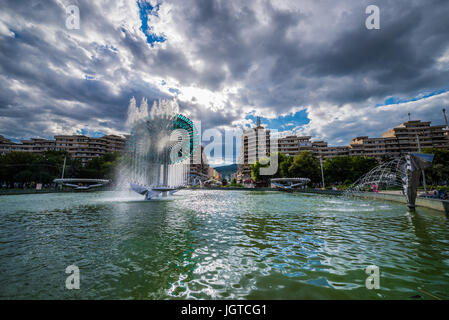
[379,190,433,197]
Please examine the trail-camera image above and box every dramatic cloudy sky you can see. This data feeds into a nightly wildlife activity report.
[1,0,449,159]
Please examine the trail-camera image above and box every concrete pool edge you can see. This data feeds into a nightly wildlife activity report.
[348,191,449,214]
[190,187,449,214]
[286,189,449,215]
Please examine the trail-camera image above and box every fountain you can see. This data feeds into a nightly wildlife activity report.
[121,98,199,200]
[346,153,434,210]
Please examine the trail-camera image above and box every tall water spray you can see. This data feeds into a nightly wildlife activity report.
[117,98,198,195]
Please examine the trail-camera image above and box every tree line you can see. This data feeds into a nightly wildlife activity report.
[1,148,448,188]
[422,148,449,186]
[251,149,449,187]
[0,151,121,187]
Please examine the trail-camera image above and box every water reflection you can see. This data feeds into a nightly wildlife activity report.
[0,190,448,299]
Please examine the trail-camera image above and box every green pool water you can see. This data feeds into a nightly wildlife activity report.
[0,190,448,299]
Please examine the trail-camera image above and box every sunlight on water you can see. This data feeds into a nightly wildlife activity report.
[0,190,448,299]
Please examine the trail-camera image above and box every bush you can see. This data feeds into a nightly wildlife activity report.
[226,183,244,188]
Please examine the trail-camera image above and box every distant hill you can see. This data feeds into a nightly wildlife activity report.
[213,164,238,179]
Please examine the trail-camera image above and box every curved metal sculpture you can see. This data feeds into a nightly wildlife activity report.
[53,178,110,190]
[402,153,434,210]
[346,153,434,210]
[171,114,199,163]
[270,178,310,191]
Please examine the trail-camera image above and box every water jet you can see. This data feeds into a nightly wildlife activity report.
[122,99,199,200]
[346,153,434,210]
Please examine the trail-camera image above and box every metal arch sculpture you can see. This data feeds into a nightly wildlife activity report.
[345,153,434,210]
[402,153,434,210]
[171,114,199,164]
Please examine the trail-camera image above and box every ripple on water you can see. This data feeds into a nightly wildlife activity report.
[0,190,448,299]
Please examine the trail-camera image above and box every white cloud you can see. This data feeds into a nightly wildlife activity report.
[0,20,14,38]
[297,91,449,145]
[0,0,448,149]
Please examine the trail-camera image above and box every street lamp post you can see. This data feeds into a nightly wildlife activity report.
[319,152,325,189]
[61,155,66,179]
[416,134,428,198]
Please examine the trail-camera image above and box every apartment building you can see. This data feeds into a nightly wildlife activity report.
[0,134,127,164]
[276,137,350,159]
[0,136,55,154]
[292,120,448,160]
[349,136,400,159]
[277,136,313,155]
[236,118,449,179]
[236,118,271,182]
[348,120,449,159]
[1,132,209,184]
[382,120,449,151]
[208,167,221,181]
[320,146,350,158]
[236,123,353,182]
[187,145,210,184]
[54,134,126,164]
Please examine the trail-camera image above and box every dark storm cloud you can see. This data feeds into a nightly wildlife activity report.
[0,0,448,144]
[163,0,449,112]
[0,0,170,139]
[180,100,241,130]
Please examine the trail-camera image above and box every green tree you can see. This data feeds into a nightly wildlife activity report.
[250,157,271,183]
[324,156,377,184]
[288,151,320,183]
[81,152,121,179]
[323,156,352,184]
[0,150,118,185]
[250,152,290,183]
[0,152,40,184]
[278,152,293,178]
[13,170,33,183]
[350,156,378,181]
[422,148,449,185]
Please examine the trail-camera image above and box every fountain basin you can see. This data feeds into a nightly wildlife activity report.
[0,189,448,299]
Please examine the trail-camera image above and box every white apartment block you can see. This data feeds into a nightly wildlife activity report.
[0,134,126,164]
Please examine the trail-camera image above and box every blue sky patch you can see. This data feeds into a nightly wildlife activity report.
[168,87,181,95]
[137,1,165,46]
[376,88,449,107]
[245,109,310,133]
[77,128,106,138]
